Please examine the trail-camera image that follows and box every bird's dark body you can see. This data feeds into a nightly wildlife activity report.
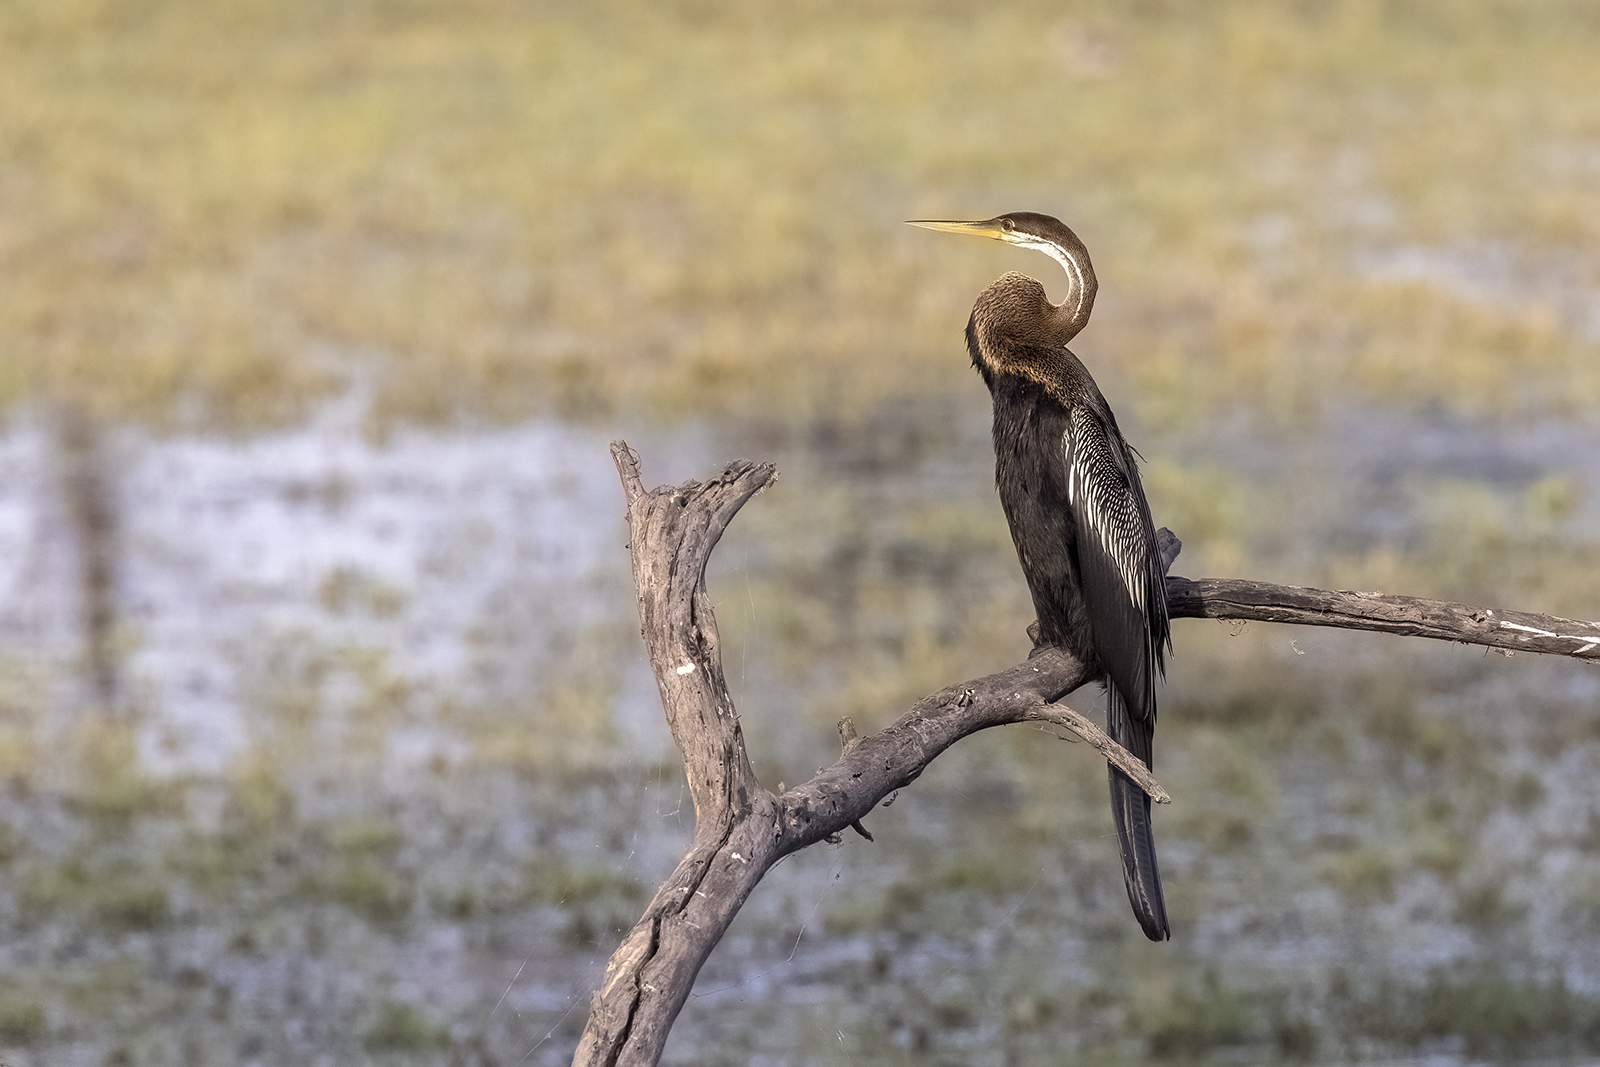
[985,369,1097,660]
[917,211,1172,940]
[974,330,1171,943]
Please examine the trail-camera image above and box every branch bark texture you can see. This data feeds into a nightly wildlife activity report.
[573,444,1600,1067]
[1167,577,1600,659]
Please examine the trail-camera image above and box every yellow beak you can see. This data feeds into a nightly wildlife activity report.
[906,218,1010,240]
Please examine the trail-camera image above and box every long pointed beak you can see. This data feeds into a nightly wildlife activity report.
[906,218,1009,240]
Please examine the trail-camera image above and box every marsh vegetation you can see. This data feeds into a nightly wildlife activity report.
[3,1,1600,1064]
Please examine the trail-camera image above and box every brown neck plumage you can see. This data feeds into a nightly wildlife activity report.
[969,268,1097,389]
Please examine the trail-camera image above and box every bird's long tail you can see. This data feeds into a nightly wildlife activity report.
[1106,686,1169,941]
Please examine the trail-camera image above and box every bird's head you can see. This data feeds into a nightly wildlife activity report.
[909,212,1093,285]
[908,212,1097,343]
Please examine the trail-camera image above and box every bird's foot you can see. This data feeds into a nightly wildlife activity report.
[1025,620,1056,659]
[1156,527,1183,575]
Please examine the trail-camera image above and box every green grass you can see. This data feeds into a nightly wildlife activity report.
[0,989,46,1046]
[364,1000,449,1053]
[3,0,1599,432]
[21,856,171,932]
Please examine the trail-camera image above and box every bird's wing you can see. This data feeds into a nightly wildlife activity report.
[1062,404,1166,725]
[1063,402,1172,940]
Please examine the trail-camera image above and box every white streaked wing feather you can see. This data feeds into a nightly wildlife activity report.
[1064,408,1147,614]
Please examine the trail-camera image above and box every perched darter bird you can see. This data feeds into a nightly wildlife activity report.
[910,212,1173,941]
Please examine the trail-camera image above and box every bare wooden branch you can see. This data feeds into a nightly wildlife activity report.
[610,440,645,509]
[1021,701,1171,804]
[575,445,1153,1067]
[578,451,778,1067]
[1166,577,1600,660]
[574,446,1600,1067]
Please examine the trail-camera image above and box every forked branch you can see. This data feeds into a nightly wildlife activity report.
[572,444,1600,1067]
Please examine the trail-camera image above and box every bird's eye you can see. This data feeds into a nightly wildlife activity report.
[1000,218,1015,232]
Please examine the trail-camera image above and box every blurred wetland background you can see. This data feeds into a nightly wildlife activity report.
[4,1,1600,1064]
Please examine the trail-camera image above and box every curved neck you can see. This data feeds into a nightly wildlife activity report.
[973,264,1097,352]
[1037,241,1097,345]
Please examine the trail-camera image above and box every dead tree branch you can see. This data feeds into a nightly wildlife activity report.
[573,444,1600,1067]
[1166,577,1600,659]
